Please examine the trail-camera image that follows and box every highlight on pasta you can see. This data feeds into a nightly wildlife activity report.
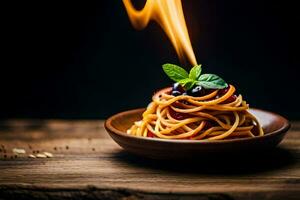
[127,63,264,140]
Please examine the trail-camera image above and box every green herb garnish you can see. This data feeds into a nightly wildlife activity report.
[162,63,228,90]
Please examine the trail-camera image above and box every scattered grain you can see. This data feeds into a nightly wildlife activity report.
[28,154,36,158]
[43,152,53,158]
[36,154,47,158]
[13,148,26,154]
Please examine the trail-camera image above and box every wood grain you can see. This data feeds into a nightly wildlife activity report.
[0,120,299,200]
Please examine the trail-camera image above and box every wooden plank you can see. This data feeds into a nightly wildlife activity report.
[0,120,300,200]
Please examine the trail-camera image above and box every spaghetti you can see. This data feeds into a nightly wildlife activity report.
[127,85,264,140]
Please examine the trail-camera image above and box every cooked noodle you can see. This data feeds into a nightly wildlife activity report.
[127,85,264,140]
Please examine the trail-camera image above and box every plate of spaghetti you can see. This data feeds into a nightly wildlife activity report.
[105,64,290,159]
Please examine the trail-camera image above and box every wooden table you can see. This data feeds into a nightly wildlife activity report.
[0,120,299,200]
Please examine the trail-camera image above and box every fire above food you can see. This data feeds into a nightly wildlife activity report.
[123,0,197,65]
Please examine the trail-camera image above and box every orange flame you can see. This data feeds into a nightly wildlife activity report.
[123,0,197,66]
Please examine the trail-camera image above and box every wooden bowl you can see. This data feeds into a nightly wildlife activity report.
[105,108,290,159]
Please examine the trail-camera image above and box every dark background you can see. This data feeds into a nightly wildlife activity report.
[1,0,299,119]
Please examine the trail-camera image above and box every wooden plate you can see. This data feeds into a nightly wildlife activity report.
[105,108,290,159]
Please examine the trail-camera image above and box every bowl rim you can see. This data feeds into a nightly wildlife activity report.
[105,108,290,144]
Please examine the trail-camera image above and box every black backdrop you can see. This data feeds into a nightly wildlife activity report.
[1,0,299,119]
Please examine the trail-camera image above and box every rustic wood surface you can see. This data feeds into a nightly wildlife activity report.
[0,120,299,200]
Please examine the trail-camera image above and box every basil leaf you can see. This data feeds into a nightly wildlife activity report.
[162,63,189,82]
[178,78,197,90]
[189,64,202,80]
[197,74,228,89]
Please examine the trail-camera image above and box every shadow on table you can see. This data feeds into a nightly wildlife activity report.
[112,147,297,175]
